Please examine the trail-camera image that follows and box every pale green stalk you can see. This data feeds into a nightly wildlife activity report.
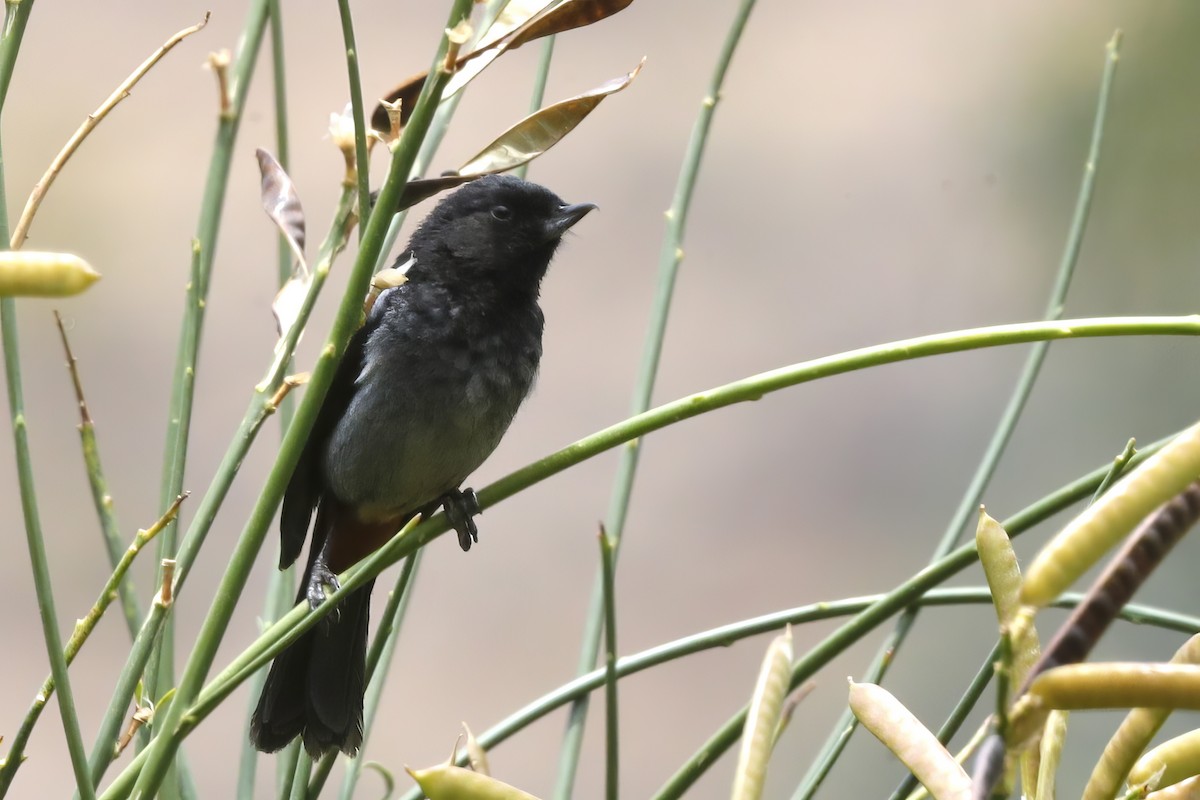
[793,30,1125,800]
[0,2,94,796]
[148,7,273,791]
[600,529,619,800]
[513,35,554,181]
[552,1,759,793]
[336,0,371,238]
[122,6,474,796]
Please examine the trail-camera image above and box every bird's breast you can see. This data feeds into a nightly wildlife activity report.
[323,301,542,520]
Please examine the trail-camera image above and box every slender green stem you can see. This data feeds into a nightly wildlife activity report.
[554,3,758,792]
[336,0,371,238]
[389,579,1193,800]
[0,5,94,795]
[887,642,1000,800]
[149,8,273,791]
[513,35,554,181]
[238,4,294,796]
[329,552,424,800]
[889,432,1138,800]
[1091,436,1137,503]
[652,433,1157,800]
[275,744,301,800]
[0,301,97,800]
[55,312,142,639]
[287,753,310,800]
[793,31,1124,799]
[85,591,173,791]
[370,0,512,272]
[600,529,619,800]
[123,7,472,797]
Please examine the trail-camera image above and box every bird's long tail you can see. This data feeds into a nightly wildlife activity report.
[249,572,375,757]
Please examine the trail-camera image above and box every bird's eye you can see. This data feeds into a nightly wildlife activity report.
[491,205,512,221]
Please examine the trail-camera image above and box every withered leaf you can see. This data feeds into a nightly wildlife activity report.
[392,58,644,210]
[255,148,306,268]
[371,0,639,135]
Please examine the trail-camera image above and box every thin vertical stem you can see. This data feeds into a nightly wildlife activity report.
[600,528,619,800]
[791,30,1124,800]
[513,35,554,181]
[336,0,371,239]
[552,1,758,795]
[123,6,472,796]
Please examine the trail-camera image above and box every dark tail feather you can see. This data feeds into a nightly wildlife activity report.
[249,579,376,758]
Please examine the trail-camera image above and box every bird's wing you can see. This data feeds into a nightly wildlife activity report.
[278,319,374,569]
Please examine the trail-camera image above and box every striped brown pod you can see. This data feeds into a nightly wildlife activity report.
[1082,634,1200,800]
[1020,480,1200,694]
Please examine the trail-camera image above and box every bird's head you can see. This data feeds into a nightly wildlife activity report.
[404,174,596,293]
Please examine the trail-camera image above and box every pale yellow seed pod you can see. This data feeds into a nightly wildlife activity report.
[1129,730,1200,793]
[1022,419,1200,607]
[731,626,793,800]
[976,507,1023,626]
[1083,634,1200,800]
[848,680,971,800]
[1028,663,1200,711]
[1145,774,1200,799]
[0,251,100,297]
[1035,710,1068,800]
[405,763,540,800]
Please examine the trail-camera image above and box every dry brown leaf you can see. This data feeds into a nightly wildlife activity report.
[371,0,638,135]
[391,58,643,211]
[255,148,306,268]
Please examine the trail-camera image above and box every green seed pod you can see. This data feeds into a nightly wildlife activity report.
[0,251,100,297]
[1028,663,1200,711]
[1082,634,1200,800]
[1022,419,1200,608]
[1129,729,1200,792]
[732,627,793,800]
[405,763,540,800]
[849,679,971,800]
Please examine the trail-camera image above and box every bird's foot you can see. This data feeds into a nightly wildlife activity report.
[443,488,481,552]
[306,560,341,624]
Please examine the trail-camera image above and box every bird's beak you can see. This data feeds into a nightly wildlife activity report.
[543,201,598,242]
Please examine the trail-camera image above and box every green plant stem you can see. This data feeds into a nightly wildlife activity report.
[122,6,472,797]
[389,580,1193,800]
[889,432,1138,800]
[336,0,371,238]
[652,434,1157,800]
[887,642,1001,800]
[1091,436,1137,503]
[238,4,296,796]
[7,497,184,794]
[370,0,512,271]
[287,753,310,800]
[513,35,554,181]
[0,4,95,794]
[85,589,172,791]
[328,552,424,800]
[56,310,142,641]
[793,30,1123,800]
[553,2,758,793]
[275,744,301,800]
[0,302,96,800]
[148,5,272,785]
[600,529,619,800]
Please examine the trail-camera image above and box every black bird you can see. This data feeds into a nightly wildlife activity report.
[249,174,596,757]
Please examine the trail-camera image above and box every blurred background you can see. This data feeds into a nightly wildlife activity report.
[2,1,1200,797]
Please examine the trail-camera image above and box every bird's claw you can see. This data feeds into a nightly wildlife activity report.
[443,488,481,552]
[306,561,341,624]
